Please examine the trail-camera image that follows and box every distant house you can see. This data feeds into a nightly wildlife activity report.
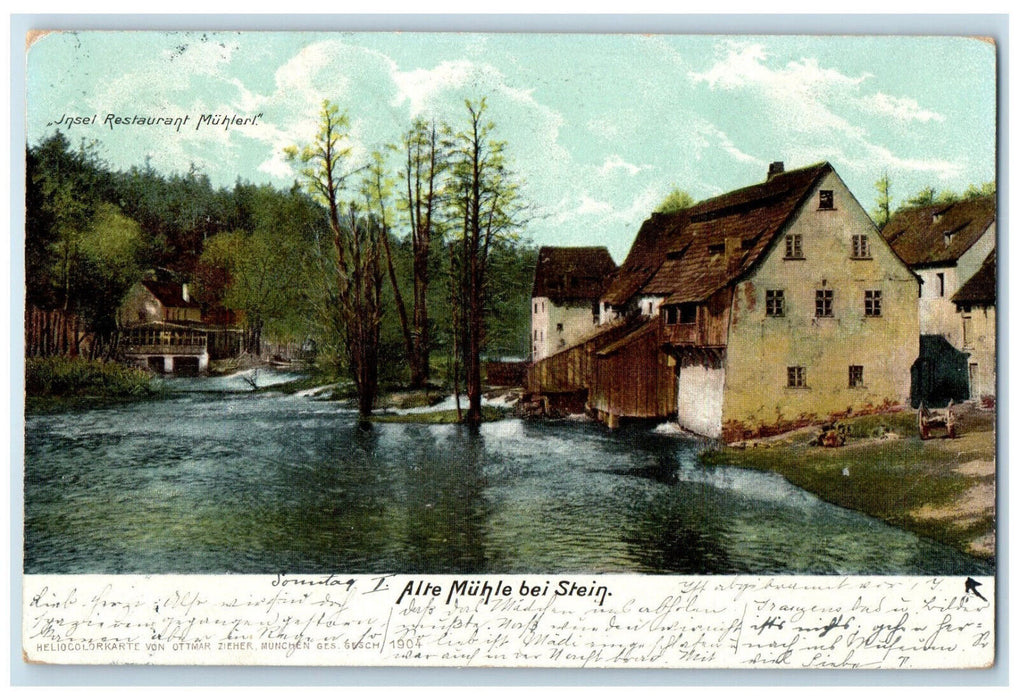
[531,246,617,361]
[118,277,209,375]
[118,279,202,326]
[881,196,996,405]
[952,250,996,404]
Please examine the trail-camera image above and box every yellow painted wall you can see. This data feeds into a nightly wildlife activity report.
[720,170,919,440]
[961,304,996,400]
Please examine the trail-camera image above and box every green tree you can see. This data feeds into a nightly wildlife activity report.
[964,181,996,199]
[286,101,384,419]
[200,227,305,356]
[872,172,892,229]
[395,118,449,388]
[446,99,525,425]
[655,188,695,214]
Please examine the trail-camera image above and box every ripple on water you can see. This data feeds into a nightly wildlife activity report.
[23,381,993,576]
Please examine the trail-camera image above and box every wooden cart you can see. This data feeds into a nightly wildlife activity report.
[918,400,956,439]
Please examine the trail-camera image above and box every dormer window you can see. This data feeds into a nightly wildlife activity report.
[818,190,834,210]
[944,231,954,246]
[708,243,725,256]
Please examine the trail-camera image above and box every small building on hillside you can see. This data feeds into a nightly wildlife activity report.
[531,246,617,361]
[118,279,202,326]
[952,249,996,404]
[118,277,209,375]
[120,322,209,376]
[880,196,996,405]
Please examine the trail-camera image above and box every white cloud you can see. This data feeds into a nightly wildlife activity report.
[857,92,945,123]
[693,122,764,166]
[689,40,960,184]
[596,155,644,177]
[575,195,614,215]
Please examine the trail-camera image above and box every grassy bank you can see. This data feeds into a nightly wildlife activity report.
[25,357,157,412]
[700,407,996,561]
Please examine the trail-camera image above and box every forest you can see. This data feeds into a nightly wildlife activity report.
[25,100,537,422]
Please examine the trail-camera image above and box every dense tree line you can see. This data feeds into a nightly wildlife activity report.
[25,121,536,406]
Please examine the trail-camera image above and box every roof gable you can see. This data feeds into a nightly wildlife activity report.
[952,249,996,305]
[532,246,617,302]
[880,196,996,267]
[601,213,688,306]
[639,162,833,305]
[141,280,200,309]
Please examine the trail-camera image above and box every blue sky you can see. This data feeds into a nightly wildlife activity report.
[27,31,996,261]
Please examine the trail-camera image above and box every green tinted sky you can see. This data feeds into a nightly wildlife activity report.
[27,32,996,260]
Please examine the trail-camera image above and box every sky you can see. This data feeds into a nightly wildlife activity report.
[26,31,997,262]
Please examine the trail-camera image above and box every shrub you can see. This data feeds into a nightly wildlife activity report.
[25,357,153,397]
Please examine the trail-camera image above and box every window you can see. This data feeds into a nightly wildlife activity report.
[766,289,785,317]
[819,190,834,209]
[787,366,806,388]
[556,323,564,333]
[849,365,864,388]
[864,290,882,317]
[815,289,833,317]
[534,302,538,314]
[851,234,871,259]
[533,330,538,340]
[962,311,973,347]
[936,272,945,297]
[708,243,725,257]
[664,306,678,325]
[679,303,697,324]
[784,234,803,259]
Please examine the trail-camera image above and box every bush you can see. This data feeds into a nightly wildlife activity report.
[25,357,153,397]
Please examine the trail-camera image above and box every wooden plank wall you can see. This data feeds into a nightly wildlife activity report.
[526,322,635,394]
[590,322,677,419]
[25,305,92,358]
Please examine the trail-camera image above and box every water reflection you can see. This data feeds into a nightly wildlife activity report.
[23,382,992,576]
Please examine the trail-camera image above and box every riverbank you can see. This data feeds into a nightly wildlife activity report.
[25,357,159,412]
[699,404,996,562]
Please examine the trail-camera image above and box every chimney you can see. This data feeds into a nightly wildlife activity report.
[181,283,190,302]
[725,236,742,273]
[767,161,785,180]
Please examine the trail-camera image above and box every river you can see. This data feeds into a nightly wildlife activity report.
[24,371,990,575]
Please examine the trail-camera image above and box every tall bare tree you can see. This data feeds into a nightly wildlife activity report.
[446,99,524,425]
[285,101,383,419]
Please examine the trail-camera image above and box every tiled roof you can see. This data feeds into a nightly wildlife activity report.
[880,196,995,267]
[532,246,617,302]
[601,213,687,306]
[141,280,200,308]
[952,249,996,305]
[634,162,832,305]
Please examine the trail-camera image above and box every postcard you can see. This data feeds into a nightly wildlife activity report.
[20,29,997,669]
